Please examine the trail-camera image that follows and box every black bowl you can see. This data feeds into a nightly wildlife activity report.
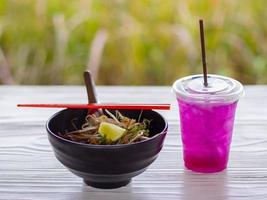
[46,109,168,189]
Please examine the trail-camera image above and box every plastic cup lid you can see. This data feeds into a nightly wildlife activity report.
[172,74,244,102]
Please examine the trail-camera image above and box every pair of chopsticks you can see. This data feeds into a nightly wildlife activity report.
[17,103,170,110]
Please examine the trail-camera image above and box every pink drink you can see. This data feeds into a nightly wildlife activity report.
[173,74,244,173]
[178,99,237,172]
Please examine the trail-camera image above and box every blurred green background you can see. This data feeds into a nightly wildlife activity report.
[0,0,267,85]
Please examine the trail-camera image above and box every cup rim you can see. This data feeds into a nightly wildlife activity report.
[172,74,244,103]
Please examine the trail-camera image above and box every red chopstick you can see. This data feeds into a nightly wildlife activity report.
[17,103,170,110]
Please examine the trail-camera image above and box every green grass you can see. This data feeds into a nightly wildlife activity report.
[0,0,267,85]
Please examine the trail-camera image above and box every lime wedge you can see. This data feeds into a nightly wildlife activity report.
[98,122,126,142]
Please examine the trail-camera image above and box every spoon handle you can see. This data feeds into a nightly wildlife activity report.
[83,70,98,104]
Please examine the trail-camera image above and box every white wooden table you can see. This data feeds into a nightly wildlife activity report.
[0,86,267,200]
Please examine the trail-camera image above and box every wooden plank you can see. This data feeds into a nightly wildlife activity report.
[0,86,267,200]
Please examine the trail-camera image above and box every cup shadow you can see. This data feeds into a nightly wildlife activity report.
[182,169,229,200]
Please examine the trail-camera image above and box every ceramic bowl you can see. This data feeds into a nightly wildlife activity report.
[46,109,168,189]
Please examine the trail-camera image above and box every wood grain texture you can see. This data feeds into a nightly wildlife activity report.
[0,86,267,200]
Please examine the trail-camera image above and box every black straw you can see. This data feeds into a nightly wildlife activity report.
[199,19,208,87]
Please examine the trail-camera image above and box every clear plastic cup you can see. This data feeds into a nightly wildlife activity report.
[172,74,244,173]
